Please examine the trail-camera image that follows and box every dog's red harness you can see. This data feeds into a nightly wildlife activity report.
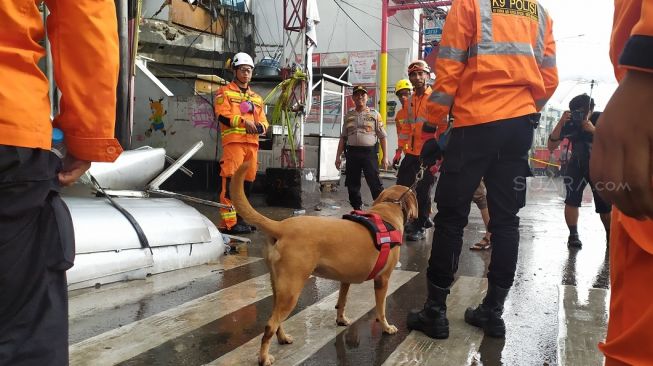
[342,210,403,280]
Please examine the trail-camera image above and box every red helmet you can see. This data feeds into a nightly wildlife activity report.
[407,60,431,74]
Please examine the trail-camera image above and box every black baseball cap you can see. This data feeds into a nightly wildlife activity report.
[352,85,368,95]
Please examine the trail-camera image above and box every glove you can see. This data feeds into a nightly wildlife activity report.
[420,138,442,167]
[240,101,254,114]
[256,123,265,134]
[392,149,402,169]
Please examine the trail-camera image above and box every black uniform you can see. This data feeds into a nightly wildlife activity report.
[0,147,74,366]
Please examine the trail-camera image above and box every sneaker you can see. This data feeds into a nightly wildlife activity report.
[222,223,252,235]
[407,228,426,241]
[567,234,582,248]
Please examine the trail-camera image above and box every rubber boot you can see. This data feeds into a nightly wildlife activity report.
[407,280,450,339]
[464,284,510,338]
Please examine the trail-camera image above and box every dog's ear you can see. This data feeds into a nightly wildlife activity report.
[373,188,391,205]
[405,188,418,221]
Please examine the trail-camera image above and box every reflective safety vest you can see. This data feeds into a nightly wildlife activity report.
[395,87,445,156]
[342,210,403,280]
[214,82,269,145]
[426,0,558,128]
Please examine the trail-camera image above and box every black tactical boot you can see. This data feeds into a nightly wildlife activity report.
[407,281,450,339]
[464,285,510,338]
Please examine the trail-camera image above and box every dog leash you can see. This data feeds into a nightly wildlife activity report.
[394,164,427,204]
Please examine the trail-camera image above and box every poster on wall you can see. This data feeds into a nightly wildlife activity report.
[312,54,320,68]
[321,52,349,67]
[349,51,378,84]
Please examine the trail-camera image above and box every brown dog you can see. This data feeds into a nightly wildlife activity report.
[229,162,418,366]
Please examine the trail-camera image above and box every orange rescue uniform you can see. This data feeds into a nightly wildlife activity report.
[425,0,558,128]
[214,81,268,229]
[598,1,653,365]
[395,86,447,156]
[0,0,122,162]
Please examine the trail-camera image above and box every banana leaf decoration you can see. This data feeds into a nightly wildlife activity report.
[263,69,307,167]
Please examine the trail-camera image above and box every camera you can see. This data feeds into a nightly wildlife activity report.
[560,109,585,139]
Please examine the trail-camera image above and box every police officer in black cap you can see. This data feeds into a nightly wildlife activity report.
[335,85,390,210]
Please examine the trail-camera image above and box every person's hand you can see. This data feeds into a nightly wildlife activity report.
[392,149,402,168]
[381,158,390,170]
[429,162,440,175]
[244,120,258,134]
[560,111,571,125]
[58,155,91,187]
[419,139,442,167]
[581,119,595,133]
[335,156,342,170]
[590,70,653,219]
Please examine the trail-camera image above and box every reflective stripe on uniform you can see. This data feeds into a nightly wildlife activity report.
[438,46,468,63]
[231,115,241,127]
[476,0,549,64]
[220,210,237,220]
[221,127,247,137]
[469,42,534,58]
[223,90,263,106]
[535,98,548,110]
[541,55,556,68]
[428,91,454,107]
[534,3,548,65]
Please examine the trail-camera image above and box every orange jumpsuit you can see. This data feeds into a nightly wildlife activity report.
[598,1,653,364]
[214,81,268,229]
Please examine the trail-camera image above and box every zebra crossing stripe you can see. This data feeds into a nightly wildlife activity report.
[207,270,418,366]
[382,276,487,366]
[69,256,262,320]
[69,272,272,366]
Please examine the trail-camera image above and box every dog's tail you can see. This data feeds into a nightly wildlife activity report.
[228,161,282,239]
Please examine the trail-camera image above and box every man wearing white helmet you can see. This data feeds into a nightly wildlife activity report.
[214,52,269,234]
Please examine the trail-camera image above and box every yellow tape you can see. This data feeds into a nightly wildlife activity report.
[529,157,561,168]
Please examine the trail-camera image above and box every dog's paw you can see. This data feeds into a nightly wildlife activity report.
[336,316,351,326]
[383,324,398,334]
[278,334,294,345]
[259,355,275,366]
[336,315,351,327]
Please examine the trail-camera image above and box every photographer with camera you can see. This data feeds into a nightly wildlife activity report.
[548,94,611,249]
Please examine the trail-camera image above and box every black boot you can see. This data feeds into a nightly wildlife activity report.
[407,281,450,339]
[464,285,510,338]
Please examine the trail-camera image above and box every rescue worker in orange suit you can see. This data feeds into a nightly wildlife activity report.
[0,1,123,364]
[408,0,558,339]
[592,1,653,364]
[215,52,268,234]
[394,79,413,164]
[393,61,445,241]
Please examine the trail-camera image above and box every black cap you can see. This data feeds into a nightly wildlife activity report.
[352,85,368,95]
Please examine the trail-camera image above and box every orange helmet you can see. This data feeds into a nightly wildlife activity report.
[407,59,431,74]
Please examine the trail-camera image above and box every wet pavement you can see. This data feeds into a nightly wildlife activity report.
[68,175,610,365]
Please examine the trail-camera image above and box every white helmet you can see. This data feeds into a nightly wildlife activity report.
[232,52,254,69]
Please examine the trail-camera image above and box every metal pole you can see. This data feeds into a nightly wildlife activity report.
[319,78,325,136]
[380,0,388,129]
[115,0,131,149]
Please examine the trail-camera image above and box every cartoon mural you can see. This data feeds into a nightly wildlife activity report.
[145,97,167,137]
